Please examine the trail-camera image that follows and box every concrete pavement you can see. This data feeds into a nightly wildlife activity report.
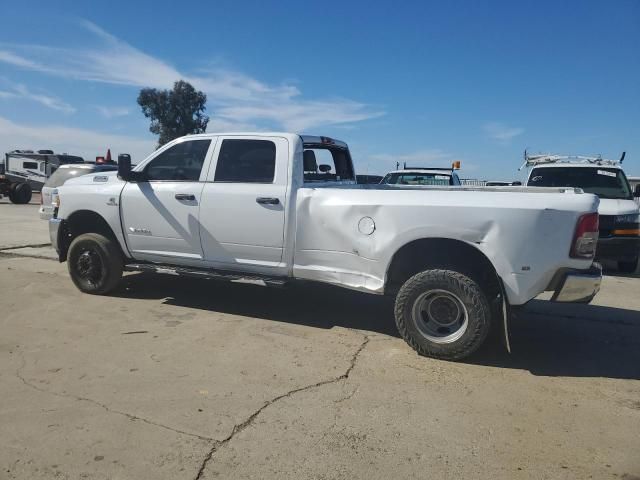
[1,201,639,479]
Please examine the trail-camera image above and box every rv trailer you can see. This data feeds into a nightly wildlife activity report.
[0,150,84,204]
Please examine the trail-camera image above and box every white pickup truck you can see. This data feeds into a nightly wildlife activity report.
[49,133,602,360]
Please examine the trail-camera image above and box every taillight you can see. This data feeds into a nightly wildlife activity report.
[570,212,599,259]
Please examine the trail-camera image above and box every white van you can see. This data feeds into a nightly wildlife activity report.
[525,154,640,272]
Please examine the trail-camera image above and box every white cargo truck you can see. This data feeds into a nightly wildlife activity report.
[524,153,640,273]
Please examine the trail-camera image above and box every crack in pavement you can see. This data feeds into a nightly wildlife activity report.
[14,354,214,442]
[194,333,370,480]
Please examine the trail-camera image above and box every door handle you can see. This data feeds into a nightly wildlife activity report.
[175,193,196,201]
[256,197,280,205]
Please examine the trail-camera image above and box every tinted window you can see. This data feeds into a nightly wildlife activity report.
[145,140,211,181]
[23,162,38,169]
[528,167,632,200]
[214,139,276,183]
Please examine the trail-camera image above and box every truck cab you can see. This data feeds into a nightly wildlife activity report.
[525,154,640,272]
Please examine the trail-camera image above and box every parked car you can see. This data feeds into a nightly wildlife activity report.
[525,153,640,273]
[49,133,601,360]
[381,163,461,186]
[485,181,522,187]
[39,164,117,220]
[356,174,384,184]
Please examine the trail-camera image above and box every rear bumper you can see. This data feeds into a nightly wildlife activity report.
[551,263,602,303]
[596,236,640,262]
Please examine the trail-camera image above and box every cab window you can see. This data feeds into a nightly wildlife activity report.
[144,140,211,181]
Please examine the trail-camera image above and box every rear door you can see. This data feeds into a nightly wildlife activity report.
[121,138,215,262]
[199,136,289,268]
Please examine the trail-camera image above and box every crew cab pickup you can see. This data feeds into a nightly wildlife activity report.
[49,133,602,360]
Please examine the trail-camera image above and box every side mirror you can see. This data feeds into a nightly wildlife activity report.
[634,184,640,198]
[117,154,132,181]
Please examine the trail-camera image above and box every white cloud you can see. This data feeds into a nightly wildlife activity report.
[484,122,524,144]
[0,82,75,113]
[0,116,154,163]
[0,20,383,132]
[94,105,130,118]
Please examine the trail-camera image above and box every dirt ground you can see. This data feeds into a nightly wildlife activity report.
[1,202,639,479]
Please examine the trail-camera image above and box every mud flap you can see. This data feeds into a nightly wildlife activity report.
[498,279,511,353]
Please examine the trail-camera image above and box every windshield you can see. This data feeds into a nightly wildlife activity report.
[528,167,632,200]
[382,172,454,186]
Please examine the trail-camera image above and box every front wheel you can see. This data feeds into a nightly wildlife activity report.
[68,233,123,294]
[618,258,638,274]
[394,269,492,360]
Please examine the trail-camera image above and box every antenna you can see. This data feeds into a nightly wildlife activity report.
[620,151,626,164]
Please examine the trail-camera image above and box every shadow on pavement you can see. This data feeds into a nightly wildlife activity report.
[117,272,399,337]
[116,273,640,380]
[471,300,640,380]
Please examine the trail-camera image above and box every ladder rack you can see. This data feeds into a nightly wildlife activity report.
[519,151,625,170]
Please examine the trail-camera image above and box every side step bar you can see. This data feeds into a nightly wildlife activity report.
[124,263,288,287]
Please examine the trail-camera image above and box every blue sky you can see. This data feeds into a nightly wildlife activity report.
[1,0,638,180]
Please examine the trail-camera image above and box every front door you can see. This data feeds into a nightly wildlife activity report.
[199,136,289,268]
[121,138,214,262]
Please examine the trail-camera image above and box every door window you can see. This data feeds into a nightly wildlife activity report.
[214,139,276,183]
[144,139,211,181]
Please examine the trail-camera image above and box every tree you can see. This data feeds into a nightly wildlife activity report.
[137,80,209,147]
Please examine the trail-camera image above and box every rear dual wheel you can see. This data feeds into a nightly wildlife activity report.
[394,269,492,360]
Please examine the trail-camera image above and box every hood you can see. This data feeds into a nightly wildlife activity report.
[63,170,123,187]
[597,198,640,216]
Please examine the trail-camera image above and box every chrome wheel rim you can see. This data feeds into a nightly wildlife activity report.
[76,248,103,286]
[411,289,468,344]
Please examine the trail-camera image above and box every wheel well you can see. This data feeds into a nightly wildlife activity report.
[59,210,121,261]
[385,238,501,298]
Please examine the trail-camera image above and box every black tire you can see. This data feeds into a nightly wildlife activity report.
[67,233,123,295]
[618,258,638,274]
[11,183,32,204]
[394,269,492,360]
